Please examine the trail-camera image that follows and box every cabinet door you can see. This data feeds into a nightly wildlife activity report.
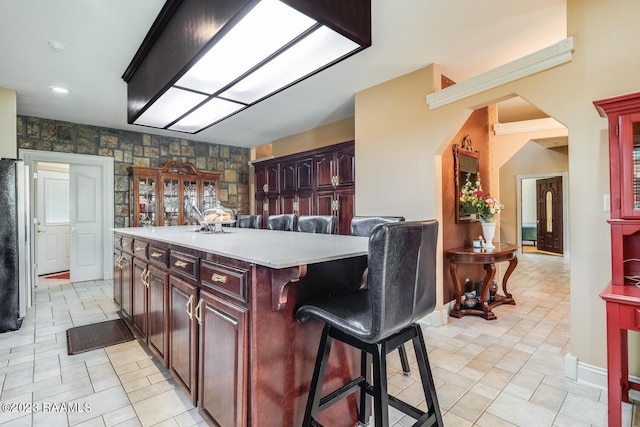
[148,265,169,367]
[315,191,335,216]
[113,251,122,306]
[132,258,148,339]
[281,161,297,192]
[120,253,133,321]
[255,165,267,195]
[335,147,355,187]
[296,192,313,216]
[266,163,279,193]
[621,112,640,218]
[297,158,313,191]
[198,290,248,427]
[314,152,334,189]
[169,275,199,404]
[280,193,296,214]
[334,188,355,235]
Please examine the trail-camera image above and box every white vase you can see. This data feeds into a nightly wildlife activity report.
[481,221,496,249]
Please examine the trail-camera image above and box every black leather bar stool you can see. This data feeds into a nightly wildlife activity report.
[297,220,443,427]
[238,214,263,229]
[267,213,298,231]
[350,215,412,377]
[297,215,337,234]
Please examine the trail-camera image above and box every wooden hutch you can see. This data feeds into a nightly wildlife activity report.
[595,91,640,426]
[128,160,220,227]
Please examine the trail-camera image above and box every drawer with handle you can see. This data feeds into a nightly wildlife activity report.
[133,240,148,260]
[200,260,248,305]
[121,236,134,254]
[148,245,168,268]
[170,250,199,281]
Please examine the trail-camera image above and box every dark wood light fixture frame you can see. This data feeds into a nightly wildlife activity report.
[122,0,371,132]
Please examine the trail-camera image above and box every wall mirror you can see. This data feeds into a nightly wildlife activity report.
[454,135,480,223]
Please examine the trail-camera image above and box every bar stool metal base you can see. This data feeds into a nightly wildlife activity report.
[302,323,443,427]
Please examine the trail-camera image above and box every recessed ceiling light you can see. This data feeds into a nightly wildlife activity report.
[48,41,65,52]
[50,86,69,94]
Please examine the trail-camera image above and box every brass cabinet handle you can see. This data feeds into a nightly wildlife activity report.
[186,295,194,320]
[135,246,144,252]
[211,273,227,283]
[195,298,203,325]
[143,269,150,288]
[263,184,268,192]
[116,255,123,269]
[123,241,128,247]
[151,252,162,258]
[174,260,188,268]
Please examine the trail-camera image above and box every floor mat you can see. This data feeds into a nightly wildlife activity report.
[66,319,134,355]
[44,271,70,280]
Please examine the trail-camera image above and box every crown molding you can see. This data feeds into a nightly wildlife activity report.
[493,117,566,135]
[426,37,574,109]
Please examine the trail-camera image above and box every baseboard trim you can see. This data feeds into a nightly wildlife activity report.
[568,353,640,400]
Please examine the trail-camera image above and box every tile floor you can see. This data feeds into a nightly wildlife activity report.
[0,252,633,426]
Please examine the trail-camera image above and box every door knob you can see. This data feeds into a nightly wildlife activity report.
[37,228,45,234]
[70,226,75,233]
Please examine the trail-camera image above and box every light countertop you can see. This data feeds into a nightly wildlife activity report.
[113,226,369,269]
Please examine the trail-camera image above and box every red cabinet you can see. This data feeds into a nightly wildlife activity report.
[595,93,640,285]
[595,91,640,427]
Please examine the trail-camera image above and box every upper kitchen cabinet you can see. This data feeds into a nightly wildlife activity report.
[314,142,355,190]
[252,141,355,234]
[129,160,220,227]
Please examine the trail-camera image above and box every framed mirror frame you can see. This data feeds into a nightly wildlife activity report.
[454,135,480,223]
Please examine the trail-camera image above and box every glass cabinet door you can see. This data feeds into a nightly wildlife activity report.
[139,177,156,226]
[202,181,217,210]
[183,179,198,225]
[163,178,179,226]
[621,112,640,218]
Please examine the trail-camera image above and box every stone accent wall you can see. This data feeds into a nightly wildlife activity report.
[16,116,250,227]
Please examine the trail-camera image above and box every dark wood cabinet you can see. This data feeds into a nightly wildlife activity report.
[132,258,148,339]
[120,252,133,321]
[253,141,355,233]
[129,160,220,227]
[255,162,279,195]
[169,275,199,404]
[315,145,355,190]
[198,289,248,427]
[316,188,355,235]
[113,251,122,306]
[147,265,168,366]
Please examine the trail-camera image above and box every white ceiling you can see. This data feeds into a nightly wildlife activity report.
[0,0,566,148]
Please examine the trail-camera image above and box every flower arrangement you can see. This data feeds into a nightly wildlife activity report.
[459,173,503,222]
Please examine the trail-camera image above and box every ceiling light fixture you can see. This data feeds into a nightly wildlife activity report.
[50,86,69,94]
[122,0,371,134]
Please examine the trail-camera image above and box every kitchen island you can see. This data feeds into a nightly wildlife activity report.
[112,226,369,427]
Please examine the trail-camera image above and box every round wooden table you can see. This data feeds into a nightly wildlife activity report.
[447,243,518,320]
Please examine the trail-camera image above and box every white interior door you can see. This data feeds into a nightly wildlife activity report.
[36,169,70,275]
[69,164,103,282]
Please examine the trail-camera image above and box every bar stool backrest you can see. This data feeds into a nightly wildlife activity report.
[238,214,263,229]
[267,213,298,231]
[297,215,337,234]
[350,216,405,237]
[365,220,438,343]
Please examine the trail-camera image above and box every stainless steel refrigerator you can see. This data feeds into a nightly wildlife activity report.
[0,158,29,332]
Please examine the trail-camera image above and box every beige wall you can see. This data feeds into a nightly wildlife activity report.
[354,0,639,372]
[268,117,355,158]
[499,143,569,245]
[0,88,17,158]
